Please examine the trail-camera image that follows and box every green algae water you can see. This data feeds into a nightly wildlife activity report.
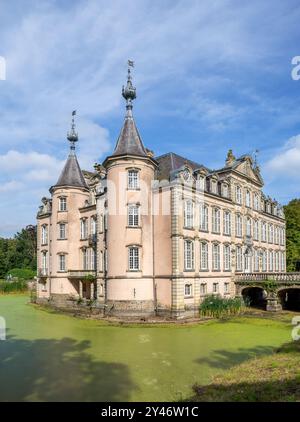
[0,295,291,402]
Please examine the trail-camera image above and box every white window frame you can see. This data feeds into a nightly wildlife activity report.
[200,242,208,270]
[184,284,192,297]
[236,214,242,237]
[59,197,67,212]
[80,219,88,240]
[212,243,220,271]
[199,203,208,231]
[128,204,139,227]
[223,244,231,271]
[59,223,66,240]
[245,190,251,207]
[41,225,48,245]
[184,200,194,229]
[236,246,243,271]
[129,246,139,271]
[212,208,220,233]
[128,170,139,190]
[236,186,242,204]
[59,254,66,272]
[224,211,231,235]
[184,240,194,270]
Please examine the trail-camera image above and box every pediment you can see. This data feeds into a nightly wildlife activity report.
[234,159,263,185]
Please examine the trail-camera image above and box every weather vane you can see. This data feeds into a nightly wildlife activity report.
[253,149,259,167]
[67,110,78,152]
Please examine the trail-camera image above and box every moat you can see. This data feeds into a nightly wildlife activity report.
[0,295,292,401]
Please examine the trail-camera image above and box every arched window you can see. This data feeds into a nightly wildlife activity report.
[199,204,208,231]
[235,214,242,237]
[184,240,194,270]
[128,246,140,270]
[212,208,220,233]
[223,244,231,271]
[128,169,139,190]
[236,246,243,271]
[200,242,208,270]
[246,190,251,207]
[246,217,252,237]
[236,186,242,204]
[184,200,194,228]
[212,243,220,270]
[224,211,231,235]
[128,204,139,227]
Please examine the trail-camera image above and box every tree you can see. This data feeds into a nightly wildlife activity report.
[284,199,300,272]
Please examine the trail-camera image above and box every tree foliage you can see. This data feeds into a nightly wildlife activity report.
[284,199,300,272]
[0,226,37,278]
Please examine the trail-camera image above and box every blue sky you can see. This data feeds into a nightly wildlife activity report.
[0,0,300,236]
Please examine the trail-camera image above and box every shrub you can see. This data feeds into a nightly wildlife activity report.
[199,295,247,318]
[0,280,28,294]
[6,268,36,280]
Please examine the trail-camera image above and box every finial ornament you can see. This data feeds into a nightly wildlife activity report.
[67,110,78,152]
[253,149,259,167]
[122,60,136,113]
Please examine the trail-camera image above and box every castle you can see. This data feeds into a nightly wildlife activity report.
[36,65,286,318]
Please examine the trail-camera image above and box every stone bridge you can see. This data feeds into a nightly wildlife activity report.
[235,273,300,311]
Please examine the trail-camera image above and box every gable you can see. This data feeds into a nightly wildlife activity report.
[233,160,263,186]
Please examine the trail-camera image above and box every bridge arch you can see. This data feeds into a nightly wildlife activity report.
[278,287,300,311]
[241,286,267,309]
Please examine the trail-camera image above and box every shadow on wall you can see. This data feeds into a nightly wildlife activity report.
[194,345,274,370]
[0,334,136,401]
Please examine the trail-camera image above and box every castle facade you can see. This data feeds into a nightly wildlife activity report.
[36,67,286,318]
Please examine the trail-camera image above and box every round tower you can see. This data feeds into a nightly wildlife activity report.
[103,62,157,316]
[49,112,90,302]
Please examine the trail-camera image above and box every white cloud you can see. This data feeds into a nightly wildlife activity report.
[0,180,24,192]
[265,135,300,178]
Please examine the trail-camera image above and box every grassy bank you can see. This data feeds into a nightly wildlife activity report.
[190,340,300,401]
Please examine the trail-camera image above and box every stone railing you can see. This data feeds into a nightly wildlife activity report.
[68,270,96,279]
[235,272,300,283]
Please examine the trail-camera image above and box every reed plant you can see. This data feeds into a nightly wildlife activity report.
[199,294,248,318]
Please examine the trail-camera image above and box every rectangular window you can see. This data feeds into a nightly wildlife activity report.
[198,176,205,191]
[223,245,231,271]
[222,184,229,198]
[91,217,97,235]
[254,250,259,272]
[184,240,194,270]
[213,282,219,293]
[246,190,251,207]
[128,170,139,189]
[269,224,274,243]
[224,282,230,293]
[200,242,208,270]
[184,200,194,228]
[268,251,274,271]
[281,252,285,272]
[128,205,139,227]
[41,225,48,245]
[42,252,47,275]
[83,249,89,270]
[184,284,192,297]
[59,254,66,272]
[129,247,139,270]
[236,186,242,204]
[212,243,220,271]
[254,220,259,241]
[262,222,267,242]
[200,283,207,295]
[59,197,67,211]
[80,219,88,239]
[199,204,208,231]
[236,246,242,271]
[235,214,242,237]
[59,223,66,239]
[90,249,96,270]
[224,211,231,235]
[246,218,252,237]
[262,251,267,272]
[212,208,220,233]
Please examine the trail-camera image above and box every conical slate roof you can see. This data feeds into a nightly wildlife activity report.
[55,153,88,189]
[112,110,147,157]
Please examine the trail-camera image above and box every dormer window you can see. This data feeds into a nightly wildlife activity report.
[59,197,67,212]
[198,175,205,191]
[211,180,217,194]
[128,169,139,190]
